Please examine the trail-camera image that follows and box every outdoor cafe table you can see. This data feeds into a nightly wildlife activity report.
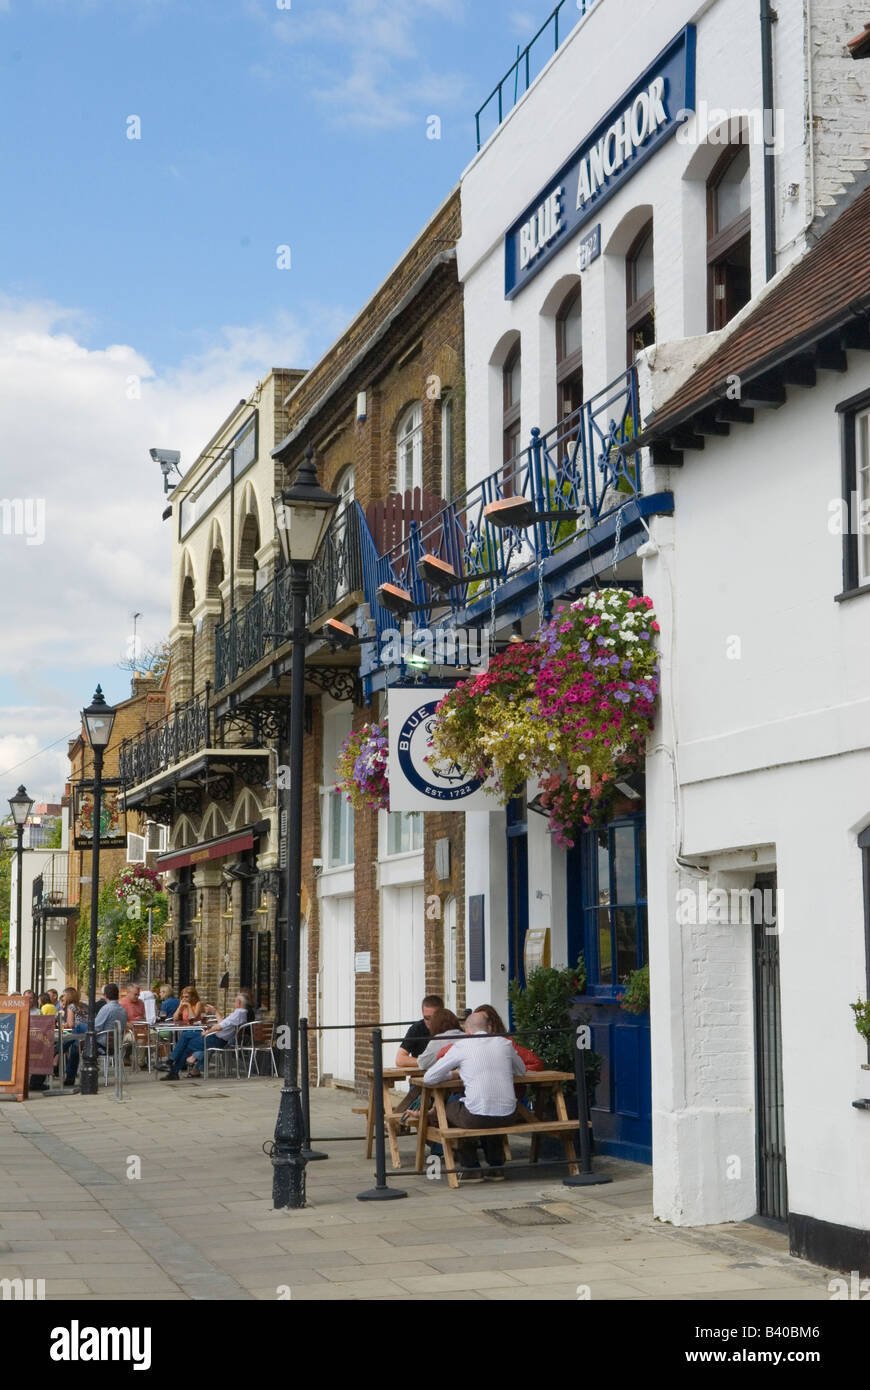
[413,1069,581,1188]
[363,1066,423,1169]
[149,1022,209,1079]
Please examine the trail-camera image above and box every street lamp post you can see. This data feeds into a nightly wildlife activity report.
[79,686,117,1097]
[271,446,338,1210]
[8,786,34,993]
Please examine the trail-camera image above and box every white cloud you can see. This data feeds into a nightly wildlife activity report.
[255,0,470,130]
[0,298,314,806]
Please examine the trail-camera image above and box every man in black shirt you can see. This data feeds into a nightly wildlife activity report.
[395,995,444,1067]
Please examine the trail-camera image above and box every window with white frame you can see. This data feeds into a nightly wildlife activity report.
[396,402,423,493]
[858,409,870,585]
[838,392,870,594]
[325,788,354,869]
[386,811,424,856]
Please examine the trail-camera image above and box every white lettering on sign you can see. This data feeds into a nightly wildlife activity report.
[519,186,564,270]
[576,76,668,210]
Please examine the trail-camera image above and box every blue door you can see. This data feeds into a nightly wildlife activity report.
[567,813,651,1163]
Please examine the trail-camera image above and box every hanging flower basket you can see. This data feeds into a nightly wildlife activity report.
[116,863,163,907]
[336,720,389,812]
[426,588,660,846]
[425,640,548,802]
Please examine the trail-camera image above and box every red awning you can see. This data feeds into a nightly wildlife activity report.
[155,820,269,873]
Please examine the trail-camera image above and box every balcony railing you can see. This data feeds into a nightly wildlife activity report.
[362,365,640,649]
[119,691,212,788]
[475,0,599,149]
[32,854,78,911]
[214,502,362,692]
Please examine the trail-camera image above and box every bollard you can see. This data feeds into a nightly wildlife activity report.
[563,1021,612,1187]
[357,1028,407,1202]
[300,1018,327,1161]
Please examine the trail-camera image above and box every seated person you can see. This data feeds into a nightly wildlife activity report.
[395,994,443,1067]
[122,982,146,1022]
[94,984,128,1054]
[38,992,57,1015]
[439,1003,545,1071]
[59,987,87,1086]
[158,984,180,1020]
[422,1009,525,1182]
[160,992,254,1080]
[172,986,204,1024]
[415,1008,465,1071]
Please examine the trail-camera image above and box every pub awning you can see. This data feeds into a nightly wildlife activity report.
[155,819,270,873]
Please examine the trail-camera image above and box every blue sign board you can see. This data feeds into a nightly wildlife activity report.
[505,26,696,298]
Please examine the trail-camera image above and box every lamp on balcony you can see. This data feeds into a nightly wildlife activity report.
[270,445,342,1211]
[78,685,116,1097]
[8,784,34,993]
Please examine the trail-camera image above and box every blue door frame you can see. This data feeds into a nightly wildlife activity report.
[506,799,529,1018]
[567,812,651,1164]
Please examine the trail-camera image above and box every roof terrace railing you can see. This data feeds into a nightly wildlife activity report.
[474,0,599,150]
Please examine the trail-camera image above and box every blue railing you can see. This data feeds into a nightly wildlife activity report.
[367,365,640,643]
[475,0,599,150]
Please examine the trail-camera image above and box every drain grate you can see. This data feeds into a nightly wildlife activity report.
[186,1092,231,1100]
[485,1205,569,1228]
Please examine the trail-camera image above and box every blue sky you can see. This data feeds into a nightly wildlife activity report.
[0,0,569,806]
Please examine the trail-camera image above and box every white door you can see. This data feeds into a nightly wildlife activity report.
[319,896,355,1085]
[381,884,426,1069]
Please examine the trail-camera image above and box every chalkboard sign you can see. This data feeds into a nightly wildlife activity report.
[0,996,30,1101]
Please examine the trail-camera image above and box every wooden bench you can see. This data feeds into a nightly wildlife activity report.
[414,1070,581,1188]
[362,1066,423,1170]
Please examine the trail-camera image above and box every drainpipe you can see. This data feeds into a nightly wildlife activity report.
[760,0,777,280]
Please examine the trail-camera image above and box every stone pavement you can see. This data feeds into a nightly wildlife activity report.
[0,1076,841,1302]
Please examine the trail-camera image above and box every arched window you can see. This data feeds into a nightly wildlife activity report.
[708,145,751,330]
[626,221,655,364]
[207,548,225,623]
[396,403,423,494]
[503,345,522,471]
[440,392,454,502]
[335,466,355,513]
[556,286,583,423]
[239,512,260,585]
[179,575,195,622]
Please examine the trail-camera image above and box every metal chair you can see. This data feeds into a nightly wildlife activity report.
[131,1022,156,1074]
[237,1020,277,1077]
[202,1033,240,1079]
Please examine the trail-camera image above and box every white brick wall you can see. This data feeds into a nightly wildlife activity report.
[810,1,870,217]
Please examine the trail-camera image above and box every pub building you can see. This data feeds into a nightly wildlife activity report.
[390,0,867,1246]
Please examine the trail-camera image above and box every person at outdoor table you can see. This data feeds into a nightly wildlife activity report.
[172,985,204,1024]
[395,994,443,1067]
[416,1008,465,1072]
[94,983,128,1055]
[160,991,254,1080]
[122,983,146,1022]
[158,984,180,1020]
[422,1008,526,1182]
[471,1003,545,1071]
[59,987,87,1086]
[48,988,59,1009]
[22,989,39,1013]
[38,992,57,1015]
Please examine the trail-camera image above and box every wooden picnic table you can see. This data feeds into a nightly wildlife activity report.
[414,1069,581,1188]
[362,1066,423,1169]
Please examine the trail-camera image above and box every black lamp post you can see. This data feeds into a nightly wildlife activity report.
[8,785,34,993]
[271,445,339,1210]
[79,686,116,1097]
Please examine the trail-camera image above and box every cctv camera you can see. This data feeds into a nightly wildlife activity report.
[150,448,182,494]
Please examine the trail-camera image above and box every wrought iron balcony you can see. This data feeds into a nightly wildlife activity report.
[360,365,652,662]
[119,691,212,789]
[214,502,362,693]
[475,0,599,149]
[32,854,78,913]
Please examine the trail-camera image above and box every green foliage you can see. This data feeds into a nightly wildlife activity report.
[509,957,598,1087]
[620,963,650,1015]
[44,818,63,848]
[850,997,870,1043]
[73,875,167,980]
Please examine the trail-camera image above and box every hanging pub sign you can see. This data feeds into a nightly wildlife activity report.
[387,689,494,813]
[73,781,127,851]
[0,995,31,1101]
[505,25,696,298]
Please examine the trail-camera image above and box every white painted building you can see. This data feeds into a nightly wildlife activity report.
[447,0,870,1252]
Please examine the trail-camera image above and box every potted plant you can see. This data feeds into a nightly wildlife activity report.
[850,997,870,1068]
[508,957,600,1104]
[620,963,650,1015]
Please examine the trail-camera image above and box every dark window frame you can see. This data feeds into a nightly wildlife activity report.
[626,221,655,366]
[503,343,522,486]
[707,145,752,331]
[835,386,870,597]
[556,285,584,424]
[857,826,870,1057]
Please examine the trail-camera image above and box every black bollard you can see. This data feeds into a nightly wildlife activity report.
[300,1018,328,1162]
[357,1028,407,1202]
[563,1021,612,1187]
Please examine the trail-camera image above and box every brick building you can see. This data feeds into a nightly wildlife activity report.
[120,188,467,1086]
